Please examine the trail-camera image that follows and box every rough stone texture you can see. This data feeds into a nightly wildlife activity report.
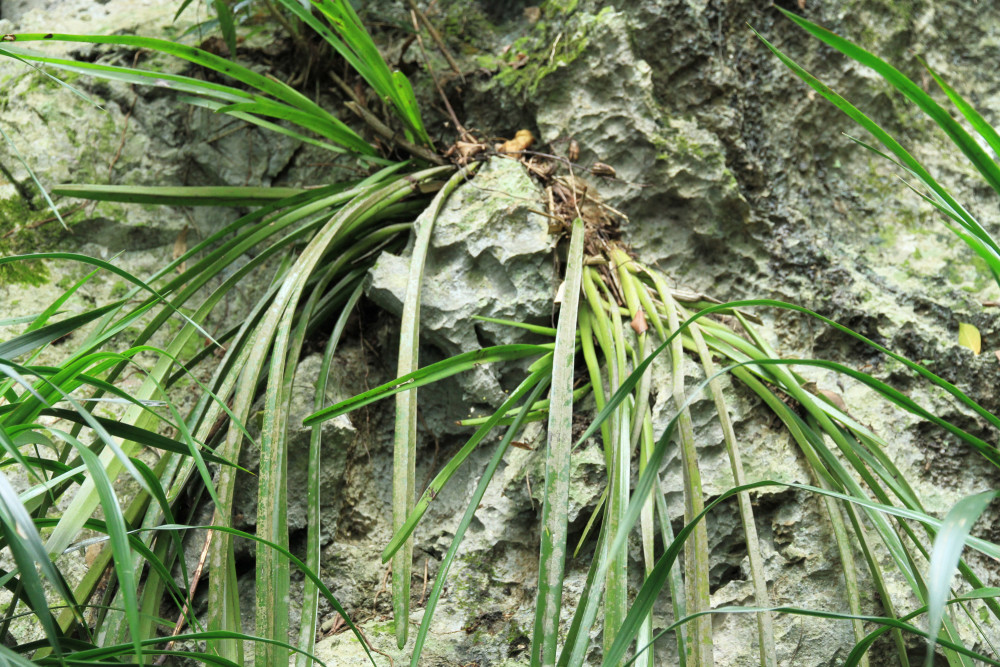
[453,1,1000,665]
[5,0,1000,665]
[368,158,556,411]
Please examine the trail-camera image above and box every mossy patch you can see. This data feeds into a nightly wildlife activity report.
[438,0,500,55]
[542,0,579,14]
[493,7,611,98]
[0,192,80,286]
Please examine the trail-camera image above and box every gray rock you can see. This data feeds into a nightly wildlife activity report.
[368,157,557,409]
[8,0,1000,664]
[455,1,1000,664]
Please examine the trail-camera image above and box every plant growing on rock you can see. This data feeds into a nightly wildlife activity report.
[756,8,1000,665]
[0,3,998,667]
[0,1,444,664]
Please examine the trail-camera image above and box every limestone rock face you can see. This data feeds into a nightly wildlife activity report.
[6,0,1000,665]
[452,1,1000,664]
[368,158,556,410]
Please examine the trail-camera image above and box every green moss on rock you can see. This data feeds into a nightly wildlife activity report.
[493,7,611,98]
[0,193,79,286]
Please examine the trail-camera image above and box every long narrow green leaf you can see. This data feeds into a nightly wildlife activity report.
[215,100,375,155]
[594,272,631,660]
[0,472,71,658]
[38,409,236,467]
[919,57,1000,162]
[0,252,218,346]
[304,343,549,424]
[681,315,776,664]
[212,166,445,663]
[754,21,1000,270]
[0,300,124,360]
[252,168,444,664]
[3,33,345,134]
[575,299,1000,452]
[179,95,374,158]
[559,312,991,667]
[161,522,373,664]
[47,419,144,660]
[391,164,477,648]
[925,491,999,667]
[274,0,431,146]
[661,285,713,666]
[625,603,1000,667]
[0,124,65,228]
[0,43,254,102]
[382,359,552,562]
[213,0,238,57]
[847,589,1000,666]
[531,217,584,667]
[604,477,1000,667]
[53,184,311,205]
[297,283,364,667]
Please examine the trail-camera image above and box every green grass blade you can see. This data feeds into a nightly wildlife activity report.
[0,124,65,228]
[297,283,364,667]
[0,298,122,361]
[575,298,1000,453]
[0,45,104,109]
[531,217,585,667]
[471,315,559,337]
[179,95,376,159]
[661,289,713,666]
[605,477,1000,667]
[208,167,444,661]
[0,252,218,346]
[38,409,235,467]
[848,590,1000,666]
[925,491,998,667]
[0,43,254,103]
[382,359,552,562]
[390,164,476,648]
[0,472,71,658]
[4,33,346,135]
[754,21,1000,267]
[304,343,549,424]
[919,56,1000,160]
[162,523,375,665]
[625,603,999,667]
[213,0,238,57]
[53,184,312,205]
[215,100,375,155]
[48,420,145,660]
[687,328,776,665]
[256,298,296,666]
[596,273,630,659]
[306,0,432,146]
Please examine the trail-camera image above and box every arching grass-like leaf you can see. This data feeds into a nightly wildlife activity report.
[925,491,999,667]
[757,8,1000,285]
[390,165,477,647]
[531,217,584,667]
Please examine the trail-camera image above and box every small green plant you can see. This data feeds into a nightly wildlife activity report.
[309,202,1000,666]
[0,1,444,664]
[2,3,1000,667]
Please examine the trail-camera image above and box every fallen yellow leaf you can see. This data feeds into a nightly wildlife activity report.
[958,322,981,355]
